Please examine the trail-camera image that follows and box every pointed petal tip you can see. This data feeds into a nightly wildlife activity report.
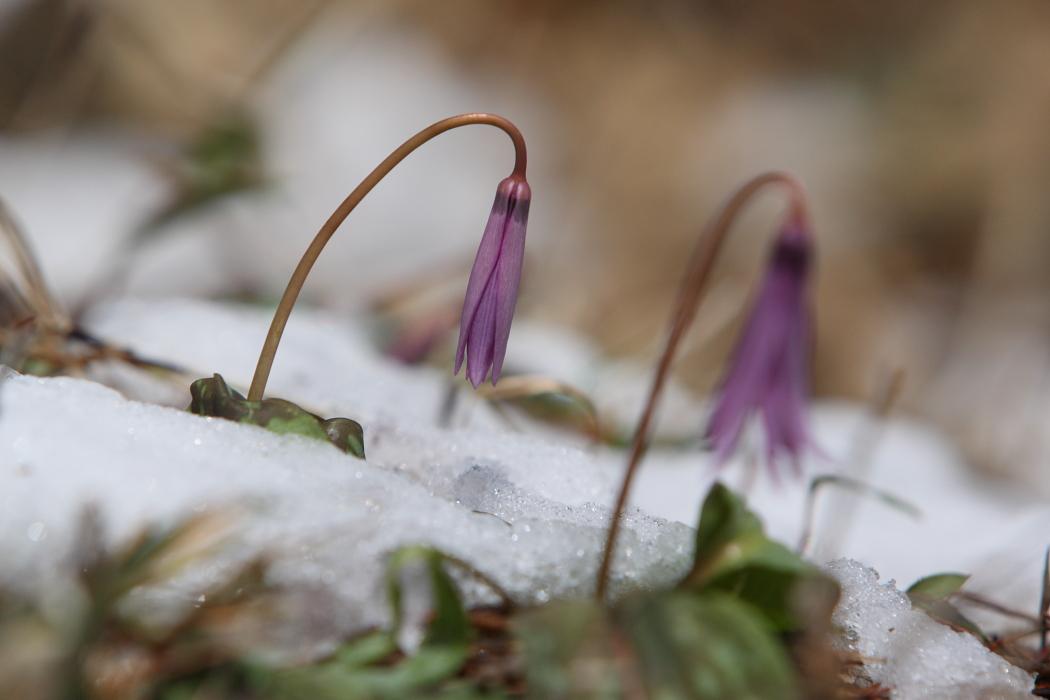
[465,359,488,389]
[453,341,465,375]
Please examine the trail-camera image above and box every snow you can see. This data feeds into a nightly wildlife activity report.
[826,559,1034,699]
[0,10,1038,689]
[3,295,1046,690]
[86,297,466,428]
[83,296,1050,631]
[0,369,691,651]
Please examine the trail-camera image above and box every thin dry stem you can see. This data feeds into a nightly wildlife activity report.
[955,591,1042,625]
[799,367,905,558]
[1040,547,1050,652]
[796,473,919,556]
[594,171,807,601]
[0,197,67,331]
[247,113,527,401]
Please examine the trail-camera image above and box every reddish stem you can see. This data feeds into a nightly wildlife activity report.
[247,113,526,401]
[594,171,808,601]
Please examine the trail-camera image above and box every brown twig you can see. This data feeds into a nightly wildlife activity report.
[954,591,1042,625]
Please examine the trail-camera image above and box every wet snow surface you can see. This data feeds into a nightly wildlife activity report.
[827,559,1033,699]
[0,370,690,634]
[0,297,1043,694]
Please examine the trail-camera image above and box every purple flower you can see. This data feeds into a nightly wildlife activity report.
[705,219,814,475]
[454,175,531,387]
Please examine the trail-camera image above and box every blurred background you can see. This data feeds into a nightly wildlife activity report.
[3,0,1050,487]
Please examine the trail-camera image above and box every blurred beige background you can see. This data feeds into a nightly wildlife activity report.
[3,0,1050,484]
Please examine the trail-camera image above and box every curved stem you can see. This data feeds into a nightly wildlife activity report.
[247,113,527,401]
[594,171,807,601]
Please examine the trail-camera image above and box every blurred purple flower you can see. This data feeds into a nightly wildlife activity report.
[387,310,458,365]
[455,175,531,387]
[705,219,814,475]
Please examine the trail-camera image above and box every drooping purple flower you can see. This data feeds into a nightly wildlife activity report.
[454,175,531,387]
[705,218,814,475]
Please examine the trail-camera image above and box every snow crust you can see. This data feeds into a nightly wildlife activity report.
[84,296,1050,629]
[0,371,691,642]
[3,295,1045,691]
[826,559,1034,699]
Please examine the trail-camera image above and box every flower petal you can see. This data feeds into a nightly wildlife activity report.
[455,180,515,375]
[704,218,814,476]
[465,272,499,387]
[490,186,529,382]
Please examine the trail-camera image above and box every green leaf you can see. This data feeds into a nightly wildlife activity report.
[619,592,798,700]
[692,481,765,563]
[514,600,621,699]
[907,572,985,641]
[188,374,365,458]
[907,572,969,599]
[386,546,471,649]
[252,548,473,699]
[334,631,398,668]
[514,592,798,699]
[681,482,819,630]
[705,565,811,631]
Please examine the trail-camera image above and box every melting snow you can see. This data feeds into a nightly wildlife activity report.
[0,369,690,646]
[2,296,1045,690]
[827,559,1033,698]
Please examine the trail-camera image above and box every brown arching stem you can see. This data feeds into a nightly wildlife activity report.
[246,113,527,401]
[594,171,808,601]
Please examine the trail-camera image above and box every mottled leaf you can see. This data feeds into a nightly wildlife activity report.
[189,374,364,458]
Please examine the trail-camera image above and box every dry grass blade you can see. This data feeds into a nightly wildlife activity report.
[135,511,238,587]
[475,374,602,439]
[0,197,67,332]
[797,474,921,556]
[0,200,191,381]
[953,591,1041,626]
[806,367,905,559]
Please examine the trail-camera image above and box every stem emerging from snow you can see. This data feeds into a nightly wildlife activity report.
[594,171,807,601]
[247,113,527,401]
